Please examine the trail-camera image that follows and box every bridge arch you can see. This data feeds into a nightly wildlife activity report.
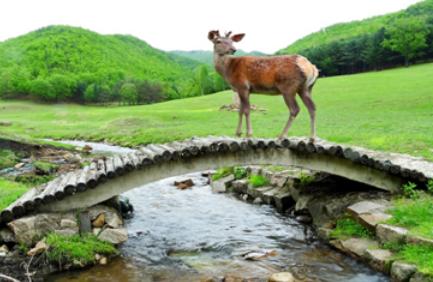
[2,137,432,222]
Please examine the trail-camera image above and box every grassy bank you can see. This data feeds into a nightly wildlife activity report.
[1,63,433,160]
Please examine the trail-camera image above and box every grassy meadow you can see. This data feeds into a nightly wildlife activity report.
[1,62,433,160]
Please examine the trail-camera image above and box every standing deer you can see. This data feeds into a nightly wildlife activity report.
[208,30,319,142]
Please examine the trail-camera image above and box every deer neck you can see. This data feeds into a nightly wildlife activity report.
[213,53,231,78]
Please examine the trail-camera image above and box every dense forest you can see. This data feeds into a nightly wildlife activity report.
[277,0,433,76]
[0,26,227,104]
[171,50,266,65]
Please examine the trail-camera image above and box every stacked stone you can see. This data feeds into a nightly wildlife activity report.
[2,136,432,224]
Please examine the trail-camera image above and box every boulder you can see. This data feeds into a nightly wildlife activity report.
[98,228,128,244]
[365,249,393,273]
[88,205,123,229]
[27,240,48,256]
[0,244,8,256]
[8,213,75,246]
[270,173,289,188]
[273,191,293,212]
[331,238,379,258]
[391,261,417,282]
[406,235,433,248]
[268,272,295,282]
[174,178,194,190]
[376,224,408,244]
[211,175,235,193]
[60,219,78,229]
[0,228,16,243]
[99,256,107,265]
[246,185,272,199]
[347,200,391,230]
[54,228,78,237]
[92,213,105,228]
[262,187,283,205]
[409,272,433,282]
[231,179,248,194]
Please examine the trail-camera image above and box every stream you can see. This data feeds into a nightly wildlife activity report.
[46,140,388,281]
[48,173,388,282]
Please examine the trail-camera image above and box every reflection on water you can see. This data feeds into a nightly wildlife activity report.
[49,173,388,282]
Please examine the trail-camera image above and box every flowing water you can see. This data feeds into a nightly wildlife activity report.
[49,173,388,282]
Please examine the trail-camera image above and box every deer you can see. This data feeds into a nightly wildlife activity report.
[208,30,319,142]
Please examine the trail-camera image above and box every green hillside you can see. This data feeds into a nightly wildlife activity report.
[1,62,433,160]
[170,50,266,65]
[0,25,206,103]
[278,0,432,54]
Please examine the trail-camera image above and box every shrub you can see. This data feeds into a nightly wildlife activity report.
[402,182,418,199]
[120,83,138,105]
[233,166,247,180]
[29,78,55,101]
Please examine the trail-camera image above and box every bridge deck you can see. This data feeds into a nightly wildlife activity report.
[1,137,432,224]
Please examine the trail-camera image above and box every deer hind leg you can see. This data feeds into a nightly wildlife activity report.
[299,86,317,142]
[279,87,300,139]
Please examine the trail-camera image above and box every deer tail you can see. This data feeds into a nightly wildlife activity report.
[296,55,319,90]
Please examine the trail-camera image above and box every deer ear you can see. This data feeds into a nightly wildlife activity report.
[231,33,245,42]
[208,30,220,42]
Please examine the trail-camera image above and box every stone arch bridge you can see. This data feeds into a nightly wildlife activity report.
[1,137,432,224]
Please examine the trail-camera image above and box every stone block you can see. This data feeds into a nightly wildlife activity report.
[391,261,417,282]
[376,224,408,244]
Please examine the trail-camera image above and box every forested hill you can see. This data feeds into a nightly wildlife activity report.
[0,25,223,104]
[170,50,266,65]
[277,0,433,76]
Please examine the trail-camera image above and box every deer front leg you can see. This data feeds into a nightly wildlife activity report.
[238,91,253,138]
[235,102,244,137]
[279,92,299,139]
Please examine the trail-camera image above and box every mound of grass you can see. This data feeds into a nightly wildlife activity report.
[383,242,433,276]
[387,194,433,238]
[0,149,17,170]
[212,167,233,181]
[330,217,373,239]
[34,161,58,174]
[46,233,117,265]
[0,177,29,210]
[248,174,269,188]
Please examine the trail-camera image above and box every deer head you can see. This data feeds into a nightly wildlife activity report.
[208,30,245,56]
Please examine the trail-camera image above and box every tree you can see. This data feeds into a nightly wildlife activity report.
[120,83,138,105]
[382,17,429,66]
[29,79,55,101]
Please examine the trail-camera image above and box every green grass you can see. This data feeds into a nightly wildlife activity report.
[233,166,247,180]
[211,167,233,181]
[330,217,373,239]
[34,161,58,174]
[383,242,433,276]
[46,233,117,265]
[0,62,433,159]
[248,174,269,188]
[0,177,29,210]
[387,194,433,238]
[0,149,17,169]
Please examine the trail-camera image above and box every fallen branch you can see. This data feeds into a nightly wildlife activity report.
[0,273,20,282]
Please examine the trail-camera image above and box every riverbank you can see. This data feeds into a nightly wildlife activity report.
[209,165,433,281]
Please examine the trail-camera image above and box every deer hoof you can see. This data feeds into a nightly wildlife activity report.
[309,137,316,143]
[246,134,253,138]
[235,132,242,137]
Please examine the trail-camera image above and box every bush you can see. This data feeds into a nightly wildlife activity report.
[30,78,55,101]
[233,166,247,180]
[120,83,138,105]
[212,167,233,181]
